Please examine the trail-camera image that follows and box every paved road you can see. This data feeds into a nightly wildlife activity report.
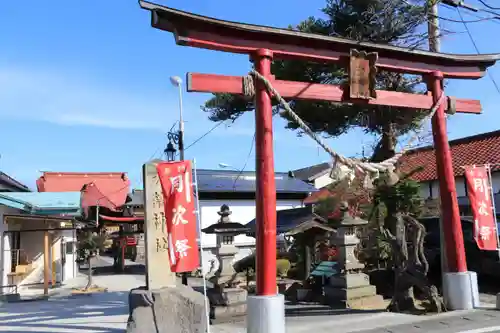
[355,308,500,333]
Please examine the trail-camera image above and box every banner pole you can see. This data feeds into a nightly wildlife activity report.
[192,158,211,333]
[486,164,500,259]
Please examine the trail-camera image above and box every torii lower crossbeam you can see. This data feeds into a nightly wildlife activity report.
[187,73,484,114]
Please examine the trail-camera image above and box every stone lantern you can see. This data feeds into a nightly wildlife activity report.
[201,204,249,320]
[324,202,384,309]
[201,204,249,287]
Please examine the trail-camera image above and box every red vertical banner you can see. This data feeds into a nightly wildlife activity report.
[465,165,498,251]
[156,161,200,273]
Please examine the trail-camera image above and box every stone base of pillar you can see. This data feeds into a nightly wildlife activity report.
[247,294,285,333]
[208,287,248,323]
[443,272,475,310]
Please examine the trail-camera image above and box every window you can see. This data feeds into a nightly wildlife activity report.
[65,242,75,254]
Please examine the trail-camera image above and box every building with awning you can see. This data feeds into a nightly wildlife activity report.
[0,191,83,297]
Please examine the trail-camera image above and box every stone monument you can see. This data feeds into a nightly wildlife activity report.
[201,204,249,321]
[127,160,208,333]
[324,202,385,309]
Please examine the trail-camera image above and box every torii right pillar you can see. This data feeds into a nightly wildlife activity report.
[428,71,473,310]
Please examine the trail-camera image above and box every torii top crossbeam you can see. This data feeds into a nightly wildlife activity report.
[140,0,500,79]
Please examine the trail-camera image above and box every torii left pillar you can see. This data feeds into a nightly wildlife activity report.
[247,48,286,333]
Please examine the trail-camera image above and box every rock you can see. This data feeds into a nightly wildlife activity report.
[127,285,208,333]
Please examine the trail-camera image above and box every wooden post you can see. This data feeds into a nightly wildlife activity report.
[121,238,125,272]
[51,236,56,286]
[43,231,49,296]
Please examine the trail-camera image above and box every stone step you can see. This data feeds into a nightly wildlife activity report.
[211,314,246,325]
[346,294,386,310]
[329,273,371,288]
[325,294,387,310]
[223,288,248,304]
[324,285,377,300]
[213,301,247,319]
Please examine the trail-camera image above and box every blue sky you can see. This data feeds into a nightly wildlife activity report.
[1,0,499,190]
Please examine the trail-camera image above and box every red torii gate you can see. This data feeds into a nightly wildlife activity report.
[139,1,500,330]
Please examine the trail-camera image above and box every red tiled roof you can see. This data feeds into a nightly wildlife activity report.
[304,187,333,204]
[37,172,130,208]
[304,185,371,206]
[399,129,500,182]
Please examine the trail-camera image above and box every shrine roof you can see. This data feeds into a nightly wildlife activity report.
[139,1,500,79]
[245,206,321,235]
[399,129,500,182]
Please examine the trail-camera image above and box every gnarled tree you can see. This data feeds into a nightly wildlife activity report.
[373,169,444,312]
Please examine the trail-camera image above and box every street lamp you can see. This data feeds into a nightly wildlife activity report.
[164,140,177,161]
[170,75,185,161]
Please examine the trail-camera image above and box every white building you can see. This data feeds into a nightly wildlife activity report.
[0,192,81,296]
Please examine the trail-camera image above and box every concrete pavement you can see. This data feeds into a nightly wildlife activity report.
[4,257,500,333]
[211,307,500,333]
[0,290,129,332]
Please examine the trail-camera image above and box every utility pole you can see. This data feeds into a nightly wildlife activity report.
[428,0,441,53]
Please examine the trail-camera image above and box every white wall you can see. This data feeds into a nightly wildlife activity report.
[1,212,78,291]
[0,206,23,291]
[60,229,77,282]
[198,199,303,275]
[314,173,334,189]
[20,231,44,264]
[419,172,500,199]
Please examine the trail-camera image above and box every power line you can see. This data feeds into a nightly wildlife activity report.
[478,0,500,11]
[459,7,500,25]
[183,121,226,151]
[432,13,499,23]
[403,0,500,24]
[442,0,500,19]
[456,7,500,95]
[147,147,162,161]
[232,133,256,189]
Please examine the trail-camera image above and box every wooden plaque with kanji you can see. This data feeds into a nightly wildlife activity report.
[349,49,378,100]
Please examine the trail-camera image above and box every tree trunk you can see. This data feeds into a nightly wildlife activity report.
[370,125,396,163]
[85,256,93,290]
[373,131,425,312]
[387,212,417,312]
